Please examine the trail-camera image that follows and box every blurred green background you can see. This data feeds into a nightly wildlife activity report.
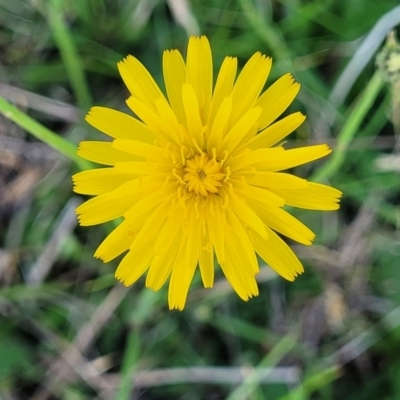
[1,0,400,399]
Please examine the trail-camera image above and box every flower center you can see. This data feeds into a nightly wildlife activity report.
[183,153,225,197]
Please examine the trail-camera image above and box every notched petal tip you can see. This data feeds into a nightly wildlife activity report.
[332,187,343,198]
[299,230,316,246]
[189,34,209,42]
[288,269,304,282]
[118,54,133,65]
[126,95,134,105]
[323,144,331,149]
[76,215,85,226]
[93,252,104,261]
[84,109,93,121]
[115,274,130,287]
[169,304,184,312]
[75,203,84,215]
[283,73,301,90]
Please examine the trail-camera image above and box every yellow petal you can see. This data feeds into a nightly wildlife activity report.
[115,160,172,176]
[248,199,315,245]
[182,83,203,144]
[227,147,285,172]
[199,227,214,288]
[229,193,268,240]
[146,239,179,291]
[111,176,168,199]
[77,141,138,165]
[168,240,198,310]
[186,36,213,123]
[254,144,332,171]
[208,56,237,127]
[118,55,166,112]
[185,206,201,264]
[163,49,186,124]
[115,244,153,286]
[128,198,171,257]
[76,192,133,226]
[226,209,259,274]
[206,205,226,263]
[155,97,187,145]
[246,112,306,150]
[154,201,184,255]
[143,204,186,294]
[237,184,285,207]
[72,168,134,195]
[220,231,259,300]
[271,182,342,210]
[222,106,262,154]
[126,96,174,144]
[112,140,172,160]
[251,227,304,281]
[229,53,272,129]
[123,188,174,222]
[256,74,300,130]
[85,107,155,143]
[207,96,232,153]
[244,171,308,189]
[95,219,136,262]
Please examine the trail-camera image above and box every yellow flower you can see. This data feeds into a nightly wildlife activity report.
[73,36,341,310]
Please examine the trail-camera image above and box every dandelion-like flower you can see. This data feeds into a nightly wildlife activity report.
[73,36,341,310]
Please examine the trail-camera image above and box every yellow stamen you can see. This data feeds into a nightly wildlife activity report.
[182,153,225,197]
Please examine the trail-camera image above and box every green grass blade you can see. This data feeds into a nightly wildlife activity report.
[313,72,384,182]
[117,329,141,400]
[226,334,297,400]
[278,366,340,400]
[0,95,91,170]
[46,0,92,111]
[239,0,292,65]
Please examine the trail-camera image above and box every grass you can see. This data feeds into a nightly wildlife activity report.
[1,0,400,399]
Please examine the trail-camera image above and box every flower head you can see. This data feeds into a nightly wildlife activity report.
[73,36,341,310]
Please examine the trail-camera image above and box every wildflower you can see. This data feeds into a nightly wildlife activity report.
[73,36,341,310]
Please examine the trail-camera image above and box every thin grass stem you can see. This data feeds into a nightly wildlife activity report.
[0,95,91,170]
